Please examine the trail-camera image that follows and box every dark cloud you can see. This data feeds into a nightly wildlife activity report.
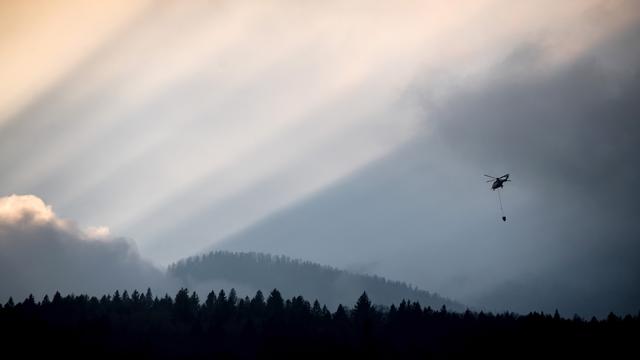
[431,32,640,316]
[435,48,640,215]
[216,26,640,317]
[0,195,170,302]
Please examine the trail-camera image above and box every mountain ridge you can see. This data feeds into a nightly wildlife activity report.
[169,250,463,311]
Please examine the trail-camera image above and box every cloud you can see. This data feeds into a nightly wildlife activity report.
[0,194,56,224]
[2,1,638,265]
[1,1,639,316]
[216,23,640,317]
[0,194,167,302]
[411,24,640,316]
[85,225,111,239]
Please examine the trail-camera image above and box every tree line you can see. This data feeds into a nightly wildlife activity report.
[1,288,638,358]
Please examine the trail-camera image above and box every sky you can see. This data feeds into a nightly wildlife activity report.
[1,0,639,316]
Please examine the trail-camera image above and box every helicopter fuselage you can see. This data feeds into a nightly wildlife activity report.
[485,174,510,190]
[492,179,505,190]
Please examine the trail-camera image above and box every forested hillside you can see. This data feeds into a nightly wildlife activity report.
[169,251,461,310]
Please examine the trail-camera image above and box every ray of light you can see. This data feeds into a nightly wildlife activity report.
[1,0,638,264]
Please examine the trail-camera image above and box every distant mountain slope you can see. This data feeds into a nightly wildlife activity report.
[207,138,491,309]
[168,251,463,311]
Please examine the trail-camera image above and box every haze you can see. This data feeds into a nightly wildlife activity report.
[1,0,639,317]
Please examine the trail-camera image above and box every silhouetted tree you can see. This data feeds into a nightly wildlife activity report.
[205,290,217,310]
[217,289,227,304]
[334,304,349,324]
[250,290,266,316]
[266,289,284,316]
[174,288,198,323]
[122,290,130,304]
[353,292,373,320]
[312,300,323,318]
[23,294,36,308]
[0,287,637,358]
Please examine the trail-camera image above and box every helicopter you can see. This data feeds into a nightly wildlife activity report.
[484,174,511,222]
[484,174,510,190]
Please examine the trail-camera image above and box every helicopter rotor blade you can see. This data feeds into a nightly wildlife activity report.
[484,175,496,178]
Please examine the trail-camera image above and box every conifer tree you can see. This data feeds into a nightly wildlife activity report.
[266,289,284,316]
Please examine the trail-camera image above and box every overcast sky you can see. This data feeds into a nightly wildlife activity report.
[1,0,639,316]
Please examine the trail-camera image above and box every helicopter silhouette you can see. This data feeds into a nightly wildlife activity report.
[484,174,510,190]
[484,174,510,222]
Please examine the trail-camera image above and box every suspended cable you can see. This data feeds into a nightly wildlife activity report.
[485,173,510,222]
[497,189,506,222]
